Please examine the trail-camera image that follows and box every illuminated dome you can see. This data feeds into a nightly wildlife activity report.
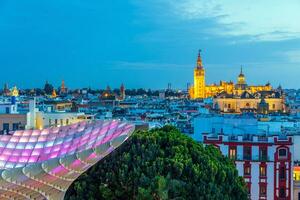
[0,120,134,200]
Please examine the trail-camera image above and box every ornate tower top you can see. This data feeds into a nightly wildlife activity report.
[196,49,203,69]
[237,66,246,85]
[61,80,66,93]
[239,66,244,77]
[52,89,57,98]
[10,86,19,97]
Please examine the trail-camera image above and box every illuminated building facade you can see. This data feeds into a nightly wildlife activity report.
[214,90,285,114]
[0,120,134,200]
[189,51,273,99]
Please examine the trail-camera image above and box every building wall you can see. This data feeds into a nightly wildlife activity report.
[214,98,283,113]
[0,114,27,134]
[0,104,18,114]
[203,135,293,200]
[36,112,88,129]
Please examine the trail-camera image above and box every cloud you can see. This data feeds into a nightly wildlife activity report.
[176,0,300,41]
[133,0,300,42]
[284,50,300,63]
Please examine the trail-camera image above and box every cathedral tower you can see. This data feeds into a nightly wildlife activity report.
[237,66,246,85]
[193,50,206,98]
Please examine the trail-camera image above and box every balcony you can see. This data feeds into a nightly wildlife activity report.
[257,136,268,142]
[228,135,238,141]
[243,155,252,161]
[235,155,270,162]
[242,135,253,141]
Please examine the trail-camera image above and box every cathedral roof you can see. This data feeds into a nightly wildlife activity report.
[255,91,281,98]
[240,91,255,99]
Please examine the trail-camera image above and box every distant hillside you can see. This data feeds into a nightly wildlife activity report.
[65,126,248,200]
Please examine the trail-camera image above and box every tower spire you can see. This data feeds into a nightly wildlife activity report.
[240,65,243,75]
[196,49,203,69]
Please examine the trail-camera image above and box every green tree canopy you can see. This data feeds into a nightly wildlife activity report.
[65,126,248,200]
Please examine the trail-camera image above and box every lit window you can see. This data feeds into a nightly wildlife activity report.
[244,165,251,176]
[229,146,237,160]
[259,185,266,196]
[260,166,266,177]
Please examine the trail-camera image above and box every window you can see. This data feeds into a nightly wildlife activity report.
[3,123,9,134]
[229,146,237,160]
[298,192,300,200]
[5,107,9,114]
[247,183,251,195]
[279,166,285,180]
[243,146,252,160]
[279,188,285,198]
[66,119,69,125]
[244,165,251,176]
[12,123,19,131]
[246,103,250,107]
[228,104,231,109]
[259,147,268,161]
[259,185,266,196]
[49,119,52,125]
[278,148,287,159]
[55,119,58,125]
[60,119,63,125]
[260,166,266,177]
[272,104,276,109]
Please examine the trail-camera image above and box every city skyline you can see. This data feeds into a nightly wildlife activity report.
[0,1,300,89]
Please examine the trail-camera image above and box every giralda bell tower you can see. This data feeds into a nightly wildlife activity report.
[194,50,206,98]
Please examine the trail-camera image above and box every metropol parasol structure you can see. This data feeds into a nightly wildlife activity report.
[0,120,135,200]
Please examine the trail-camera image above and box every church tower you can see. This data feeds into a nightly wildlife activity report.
[193,50,206,98]
[237,66,246,85]
[60,80,66,94]
[120,83,125,100]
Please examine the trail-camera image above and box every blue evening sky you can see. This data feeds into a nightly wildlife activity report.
[0,0,299,89]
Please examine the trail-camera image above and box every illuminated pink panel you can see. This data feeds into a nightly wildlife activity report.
[8,156,19,162]
[2,149,13,155]
[23,130,32,136]
[21,150,32,156]
[10,136,20,142]
[19,137,29,143]
[28,156,38,162]
[0,154,9,161]
[0,135,10,141]
[38,135,48,142]
[32,130,41,136]
[29,137,38,143]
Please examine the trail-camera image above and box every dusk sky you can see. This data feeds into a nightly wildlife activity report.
[0,0,300,89]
